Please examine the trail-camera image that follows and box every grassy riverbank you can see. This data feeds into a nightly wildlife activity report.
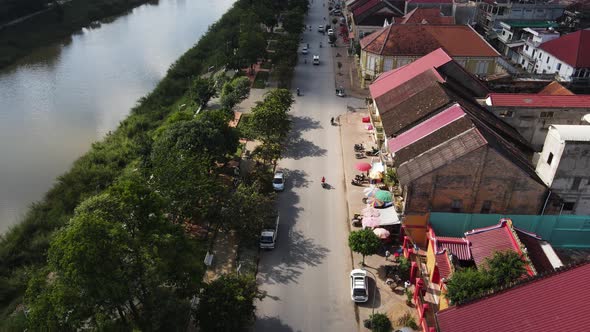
[0,0,307,328]
[0,0,152,68]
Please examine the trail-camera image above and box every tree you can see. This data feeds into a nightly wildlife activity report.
[348,229,381,265]
[190,76,216,109]
[445,267,494,305]
[220,77,251,110]
[195,275,264,332]
[366,312,392,332]
[238,13,267,71]
[484,250,527,287]
[26,173,203,329]
[248,88,293,145]
[282,8,305,34]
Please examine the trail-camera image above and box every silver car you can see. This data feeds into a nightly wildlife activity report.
[272,171,285,191]
[350,269,369,303]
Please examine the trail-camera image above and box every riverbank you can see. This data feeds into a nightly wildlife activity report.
[0,0,306,328]
[0,0,152,68]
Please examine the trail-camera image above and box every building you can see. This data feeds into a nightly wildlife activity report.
[495,20,558,63]
[475,0,565,36]
[516,26,560,71]
[524,29,590,83]
[436,262,590,332]
[398,7,455,24]
[359,24,501,84]
[483,91,590,150]
[348,0,402,41]
[404,0,454,16]
[535,125,590,215]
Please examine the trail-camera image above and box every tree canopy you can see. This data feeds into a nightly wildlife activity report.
[220,76,251,110]
[190,76,217,109]
[348,229,381,265]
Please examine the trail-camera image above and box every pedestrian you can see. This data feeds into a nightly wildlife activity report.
[404,281,411,289]
[385,250,391,261]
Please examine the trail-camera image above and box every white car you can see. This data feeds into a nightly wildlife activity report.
[313,55,320,65]
[272,171,285,191]
[301,46,309,54]
[350,269,369,303]
[327,29,334,36]
[318,25,324,32]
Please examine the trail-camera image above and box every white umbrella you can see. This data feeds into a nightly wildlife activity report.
[362,205,380,217]
[363,186,378,197]
[362,216,380,228]
[373,228,390,239]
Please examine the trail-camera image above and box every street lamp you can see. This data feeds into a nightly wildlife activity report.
[364,268,378,317]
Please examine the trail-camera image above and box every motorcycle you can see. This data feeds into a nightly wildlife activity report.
[354,143,364,152]
[320,42,322,48]
[355,174,367,182]
[365,148,380,156]
[296,88,301,96]
[355,152,365,159]
[351,179,363,186]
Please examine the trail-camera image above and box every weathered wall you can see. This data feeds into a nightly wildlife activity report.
[553,142,590,214]
[405,146,548,214]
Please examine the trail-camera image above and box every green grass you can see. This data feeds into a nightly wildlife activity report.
[252,71,269,89]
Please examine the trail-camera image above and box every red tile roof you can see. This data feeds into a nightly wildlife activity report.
[369,48,452,98]
[436,236,471,261]
[361,24,499,57]
[539,29,590,68]
[353,0,380,17]
[487,93,590,108]
[407,0,453,3]
[400,8,455,24]
[538,81,575,95]
[436,263,590,332]
[388,103,466,153]
[465,219,534,276]
[434,252,452,279]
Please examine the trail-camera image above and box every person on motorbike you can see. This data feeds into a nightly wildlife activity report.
[320,42,322,48]
[321,176,326,185]
[330,117,334,125]
[297,88,301,96]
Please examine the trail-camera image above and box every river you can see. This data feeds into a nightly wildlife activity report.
[0,0,235,232]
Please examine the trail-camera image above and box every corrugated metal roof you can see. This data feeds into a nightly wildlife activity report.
[389,103,465,153]
[436,236,471,261]
[551,124,590,141]
[437,263,590,332]
[539,29,590,68]
[487,93,590,108]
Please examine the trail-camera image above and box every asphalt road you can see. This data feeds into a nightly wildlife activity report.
[254,2,358,331]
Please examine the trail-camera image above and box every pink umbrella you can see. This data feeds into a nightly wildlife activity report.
[362,205,380,217]
[373,228,390,239]
[355,162,372,172]
[362,216,380,228]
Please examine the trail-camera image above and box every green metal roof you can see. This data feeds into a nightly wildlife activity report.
[502,20,559,28]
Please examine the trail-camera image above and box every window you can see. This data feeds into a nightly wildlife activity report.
[451,200,462,213]
[476,61,489,74]
[546,56,550,63]
[481,201,492,214]
[383,58,394,72]
[499,110,514,118]
[562,202,575,211]
[556,63,562,70]
[525,45,529,51]
[502,31,506,36]
[547,152,554,165]
[572,177,582,190]
[540,111,554,118]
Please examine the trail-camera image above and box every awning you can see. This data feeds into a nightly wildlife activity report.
[507,41,525,48]
[378,206,400,226]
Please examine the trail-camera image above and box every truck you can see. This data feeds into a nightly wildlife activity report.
[259,213,279,249]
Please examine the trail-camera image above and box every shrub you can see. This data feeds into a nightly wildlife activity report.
[396,312,418,330]
[367,313,392,332]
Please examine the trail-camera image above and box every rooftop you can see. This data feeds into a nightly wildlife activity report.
[399,8,455,24]
[360,24,499,57]
[550,124,590,142]
[437,263,590,332]
[539,29,590,68]
[486,93,590,108]
[537,81,574,95]
[501,20,558,28]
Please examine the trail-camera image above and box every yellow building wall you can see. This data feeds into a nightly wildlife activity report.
[402,213,429,247]
[439,285,450,310]
[426,240,436,281]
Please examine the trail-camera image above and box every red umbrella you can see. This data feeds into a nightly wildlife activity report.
[355,162,372,172]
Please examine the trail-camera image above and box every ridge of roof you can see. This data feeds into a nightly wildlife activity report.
[537,81,574,95]
[539,29,590,67]
[487,93,590,108]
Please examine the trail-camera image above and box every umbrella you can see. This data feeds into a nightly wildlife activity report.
[362,216,380,228]
[373,228,390,239]
[355,162,372,172]
[369,169,383,179]
[363,186,378,197]
[375,190,393,202]
[362,205,380,217]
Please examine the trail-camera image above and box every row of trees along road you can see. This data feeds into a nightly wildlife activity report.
[0,0,307,329]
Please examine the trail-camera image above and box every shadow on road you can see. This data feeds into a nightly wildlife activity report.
[281,168,310,189]
[255,316,299,332]
[356,276,382,309]
[283,115,327,159]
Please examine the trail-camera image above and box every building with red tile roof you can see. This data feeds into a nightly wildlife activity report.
[404,0,454,18]
[483,92,590,150]
[399,8,455,24]
[524,29,590,82]
[359,24,501,85]
[537,81,574,95]
[436,262,589,332]
[349,0,403,41]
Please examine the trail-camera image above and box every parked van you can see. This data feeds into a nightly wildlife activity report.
[313,55,320,65]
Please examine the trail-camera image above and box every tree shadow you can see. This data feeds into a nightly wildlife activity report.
[282,116,327,159]
[281,168,310,189]
[254,316,299,332]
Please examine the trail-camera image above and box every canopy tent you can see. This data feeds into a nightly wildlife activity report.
[355,162,372,172]
[362,216,381,228]
[373,228,391,239]
[377,206,400,226]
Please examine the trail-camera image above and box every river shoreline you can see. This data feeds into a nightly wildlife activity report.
[0,0,154,69]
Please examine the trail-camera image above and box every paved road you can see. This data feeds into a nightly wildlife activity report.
[254,2,358,332]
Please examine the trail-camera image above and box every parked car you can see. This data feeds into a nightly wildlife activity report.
[318,25,324,32]
[273,171,285,191]
[350,269,369,303]
[327,29,334,36]
[331,9,342,15]
[313,55,320,65]
[301,45,308,54]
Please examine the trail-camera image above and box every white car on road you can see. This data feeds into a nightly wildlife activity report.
[301,45,309,54]
[327,28,334,36]
[350,269,369,303]
[318,24,324,32]
[272,171,285,191]
[313,55,320,65]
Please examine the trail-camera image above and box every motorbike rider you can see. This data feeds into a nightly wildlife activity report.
[321,176,326,185]
[297,88,301,96]
[320,42,322,48]
[330,117,334,125]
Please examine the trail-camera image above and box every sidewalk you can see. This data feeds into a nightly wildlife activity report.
[203,230,238,282]
[329,23,369,99]
[339,111,419,331]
